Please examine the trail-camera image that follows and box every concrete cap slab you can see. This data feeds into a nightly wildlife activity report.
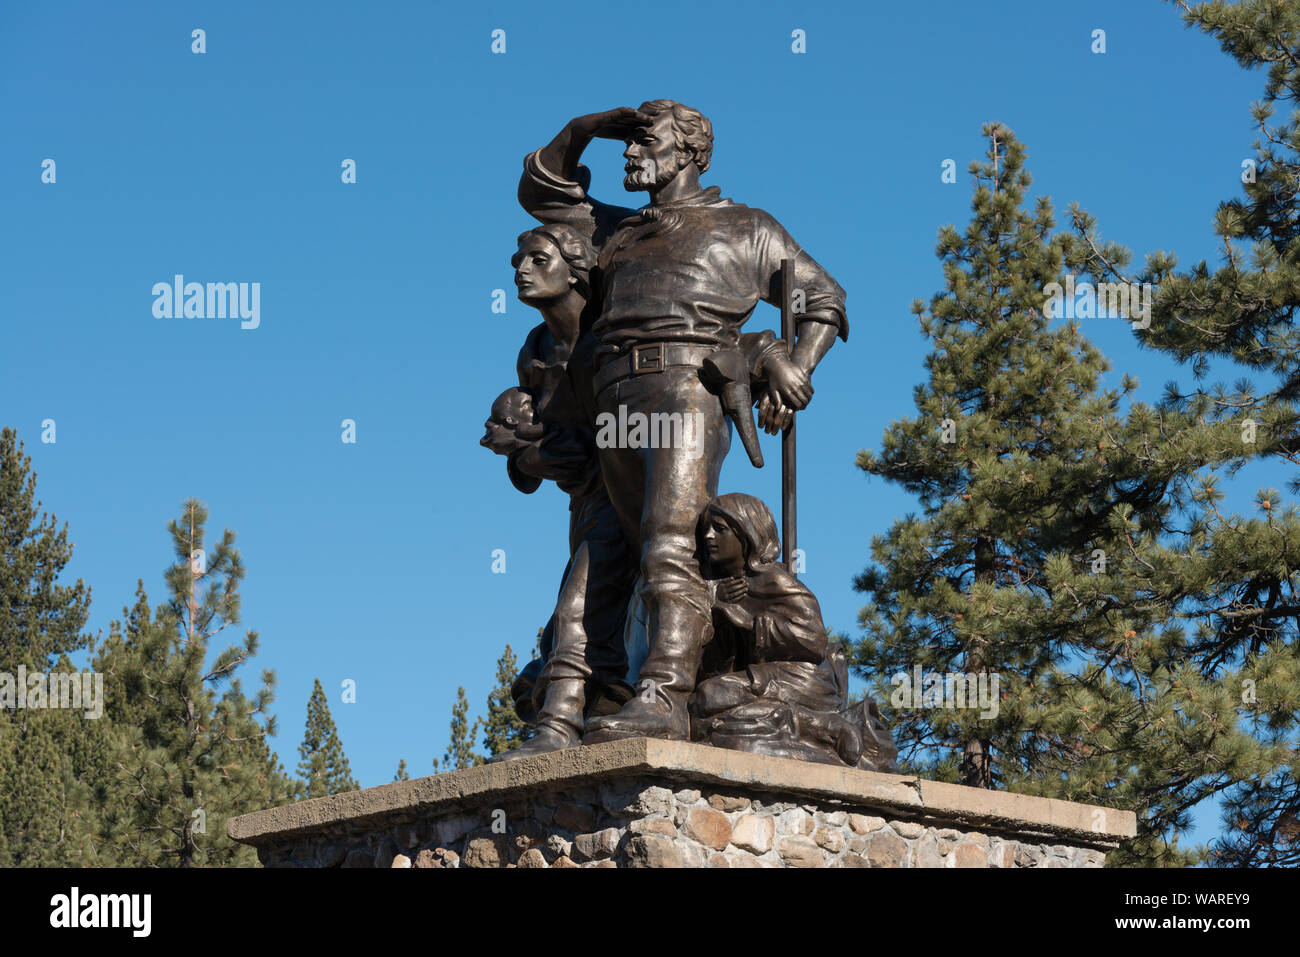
[228,738,1136,849]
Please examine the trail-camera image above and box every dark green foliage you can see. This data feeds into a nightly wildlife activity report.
[438,686,482,771]
[855,124,1260,865]
[297,678,359,799]
[93,499,298,866]
[433,645,528,769]
[0,427,91,671]
[1050,0,1300,867]
[0,654,112,866]
[1141,1,1300,399]
[0,428,107,865]
[480,644,527,758]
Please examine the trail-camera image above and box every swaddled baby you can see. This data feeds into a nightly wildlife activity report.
[480,387,545,455]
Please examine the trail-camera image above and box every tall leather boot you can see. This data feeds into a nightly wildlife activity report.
[583,599,709,743]
[489,677,585,763]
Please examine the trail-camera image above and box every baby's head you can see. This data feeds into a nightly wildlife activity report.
[481,387,544,449]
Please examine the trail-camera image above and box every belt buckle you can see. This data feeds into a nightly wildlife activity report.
[631,342,664,375]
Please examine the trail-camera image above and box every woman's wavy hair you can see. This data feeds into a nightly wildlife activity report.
[701,493,781,574]
[511,223,596,300]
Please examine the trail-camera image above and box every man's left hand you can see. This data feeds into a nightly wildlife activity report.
[756,393,792,435]
[765,354,813,410]
[757,355,812,434]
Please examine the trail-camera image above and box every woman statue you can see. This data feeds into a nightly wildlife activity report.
[479,224,637,760]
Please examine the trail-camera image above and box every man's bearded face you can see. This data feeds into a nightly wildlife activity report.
[623,113,687,192]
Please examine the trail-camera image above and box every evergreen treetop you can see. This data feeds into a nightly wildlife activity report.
[297,677,359,799]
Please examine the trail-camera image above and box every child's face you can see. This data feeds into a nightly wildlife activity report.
[702,509,745,573]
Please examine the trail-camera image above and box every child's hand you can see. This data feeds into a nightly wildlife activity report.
[717,575,748,604]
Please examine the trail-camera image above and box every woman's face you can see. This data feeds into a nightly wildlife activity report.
[702,509,745,573]
[514,234,572,302]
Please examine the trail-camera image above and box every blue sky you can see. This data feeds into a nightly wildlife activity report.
[0,1,1279,852]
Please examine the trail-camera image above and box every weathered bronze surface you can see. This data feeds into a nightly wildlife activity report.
[479,101,895,771]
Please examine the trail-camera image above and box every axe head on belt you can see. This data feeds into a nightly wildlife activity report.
[700,347,764,469]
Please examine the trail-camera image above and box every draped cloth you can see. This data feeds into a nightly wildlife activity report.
[690,562,863,767]
[505,324,637,719]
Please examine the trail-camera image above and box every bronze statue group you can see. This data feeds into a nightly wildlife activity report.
[479,101,895,771]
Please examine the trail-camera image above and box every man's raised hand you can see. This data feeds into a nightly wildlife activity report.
[573,107,655,141]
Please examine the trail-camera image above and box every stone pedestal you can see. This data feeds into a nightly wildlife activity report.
[228,738,1135,868]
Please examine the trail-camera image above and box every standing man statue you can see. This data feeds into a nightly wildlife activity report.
[517,101,848,743]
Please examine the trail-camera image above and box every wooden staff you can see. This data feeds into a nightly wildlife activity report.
[780,258,797,578]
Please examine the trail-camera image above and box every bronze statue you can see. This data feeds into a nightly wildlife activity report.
[480,100,895,771]
[519,101,847,745]
[692,493,889,769]
[481,225,637,760]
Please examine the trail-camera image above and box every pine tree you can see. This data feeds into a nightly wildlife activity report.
[297,678,359,799]
[0,428,108,866]
[0,427,91,670]
[1053,0,1300,866]
[858,122,1141,787]
[0,652,112,866]
[1146,0,1300,867]
[94,499,298,866]
[480,644,527,757]
[439,686,482,771]
[1139,0,1300,398]
[855,125,1258,865]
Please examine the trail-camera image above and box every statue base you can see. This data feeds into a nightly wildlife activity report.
[228,738,1135,868]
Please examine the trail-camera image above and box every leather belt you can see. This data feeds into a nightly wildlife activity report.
[593,341,717,396]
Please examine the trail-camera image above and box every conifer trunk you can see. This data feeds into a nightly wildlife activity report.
[962,535,995,788]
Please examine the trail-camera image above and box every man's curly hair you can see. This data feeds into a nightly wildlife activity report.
[637,99,714,174]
